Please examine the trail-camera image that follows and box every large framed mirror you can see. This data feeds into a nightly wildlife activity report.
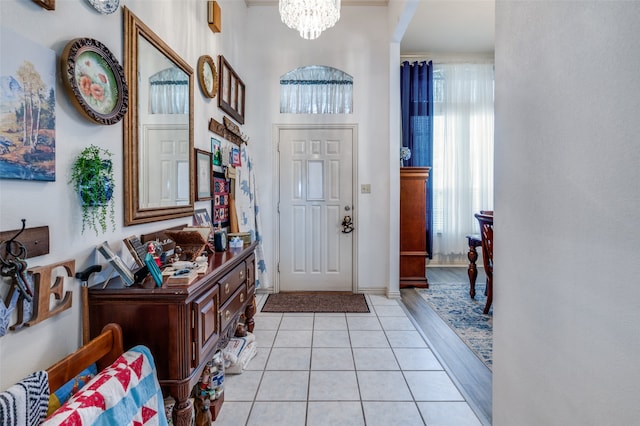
[123,7,194,225]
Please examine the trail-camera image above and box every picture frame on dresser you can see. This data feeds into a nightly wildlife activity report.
[96,241,135,286]
[194,208,213,228]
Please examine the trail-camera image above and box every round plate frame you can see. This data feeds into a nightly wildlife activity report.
[197,55,218,99]
[61,38,128,125]
[86,0,119,14]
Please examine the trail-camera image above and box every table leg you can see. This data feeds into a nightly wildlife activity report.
[467,245,478,299]
[171,392,193,426]
[244,295,256,333]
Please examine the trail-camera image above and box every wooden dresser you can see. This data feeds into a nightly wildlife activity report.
[400,167,431,288]
[88,242,257,425]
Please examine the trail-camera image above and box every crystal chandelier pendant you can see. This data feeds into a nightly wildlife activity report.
[279,0,341,40]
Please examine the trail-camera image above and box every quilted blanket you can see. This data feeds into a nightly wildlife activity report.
[42,345,167,426]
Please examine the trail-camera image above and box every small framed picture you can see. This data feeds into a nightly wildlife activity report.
[123,235,147,267]
[231,146,241,167]
[96,241,135,286]
[195,148,213,201]
[194,208,213,228]
[211,138,222,166]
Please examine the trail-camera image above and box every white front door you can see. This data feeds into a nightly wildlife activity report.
[278,126,355,292]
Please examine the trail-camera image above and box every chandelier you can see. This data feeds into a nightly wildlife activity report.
[279,0,341,40]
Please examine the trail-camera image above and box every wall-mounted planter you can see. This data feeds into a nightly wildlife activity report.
[69,146,115,235]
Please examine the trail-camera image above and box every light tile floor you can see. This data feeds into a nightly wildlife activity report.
[215,294,482,426]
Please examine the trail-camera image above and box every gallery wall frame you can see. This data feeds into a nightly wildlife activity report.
[195,148,213,201]
[218,55,245,124]
[197,55,218,99]
[60,38,128,125]
[1,27,56,181]
[212,171,230,229]
[32,0,55,10]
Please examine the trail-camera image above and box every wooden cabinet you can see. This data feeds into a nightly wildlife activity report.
[88,242,257,426]
[400,167,430,288]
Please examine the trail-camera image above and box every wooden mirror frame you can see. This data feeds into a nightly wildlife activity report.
[123,7,194,225]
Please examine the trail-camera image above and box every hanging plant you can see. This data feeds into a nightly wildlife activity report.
[69,145,115,235]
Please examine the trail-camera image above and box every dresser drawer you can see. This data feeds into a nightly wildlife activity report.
[245,253,255,293]
[220,285,247,333]
[219,261,246,305]
[192,285,220,368]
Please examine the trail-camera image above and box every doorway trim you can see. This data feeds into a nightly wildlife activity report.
[272,123,359,294]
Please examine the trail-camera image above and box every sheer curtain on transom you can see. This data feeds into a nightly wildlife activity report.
[148,67,189,114]
[431,63,494,264]
[280,65,353,114]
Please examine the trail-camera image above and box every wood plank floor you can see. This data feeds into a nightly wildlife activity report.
[400,266,493,425]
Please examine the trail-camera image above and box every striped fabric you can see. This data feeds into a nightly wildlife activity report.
[0,370,49,426]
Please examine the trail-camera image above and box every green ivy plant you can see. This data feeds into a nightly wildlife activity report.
[69,145,115,235]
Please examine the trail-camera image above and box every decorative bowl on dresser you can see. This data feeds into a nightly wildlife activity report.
[88,242,257,425]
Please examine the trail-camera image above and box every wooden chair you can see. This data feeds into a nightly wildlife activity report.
[474,212,493,314]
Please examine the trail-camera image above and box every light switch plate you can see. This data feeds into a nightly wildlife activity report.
[361,184,371,194]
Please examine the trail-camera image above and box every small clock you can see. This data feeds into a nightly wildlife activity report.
[197,55,218,99]
[214,229,227,251]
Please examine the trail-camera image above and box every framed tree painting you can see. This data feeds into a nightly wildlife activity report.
[1,27,56,181]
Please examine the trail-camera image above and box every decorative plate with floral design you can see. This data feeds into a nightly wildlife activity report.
[86,0,119,15]
[61,38,128,125]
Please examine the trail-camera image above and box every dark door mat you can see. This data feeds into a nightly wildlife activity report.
[261,292,369,313]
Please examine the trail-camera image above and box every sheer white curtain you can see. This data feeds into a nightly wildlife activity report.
[431,63,494,264]
[148,67,189,114]
[280,65,352,114]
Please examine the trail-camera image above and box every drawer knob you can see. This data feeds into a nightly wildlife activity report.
[240,293,245,303]
[225,283,230,294]
[225,310,231,321]
[239,270,244,278]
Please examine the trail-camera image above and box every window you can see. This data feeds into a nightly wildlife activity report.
[430,63,494,263]
[280,65,353,114]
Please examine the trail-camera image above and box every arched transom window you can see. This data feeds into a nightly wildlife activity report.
[280,65,353,114]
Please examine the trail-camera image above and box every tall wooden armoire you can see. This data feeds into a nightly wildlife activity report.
[400,167,431,288]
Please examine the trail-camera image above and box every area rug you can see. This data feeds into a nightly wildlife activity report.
[416,282,492,369]
[261,293,369,313]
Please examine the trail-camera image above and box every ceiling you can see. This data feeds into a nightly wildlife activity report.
[246,0,495,56]
[401,0,495,56]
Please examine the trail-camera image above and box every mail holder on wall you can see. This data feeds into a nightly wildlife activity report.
[0,220,73,333]
[209,117,247,146]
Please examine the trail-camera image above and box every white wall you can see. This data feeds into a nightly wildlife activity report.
[0,0,247,390]
[494,2,640,424]
[243,5,392,294]
[0,0,397,389]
